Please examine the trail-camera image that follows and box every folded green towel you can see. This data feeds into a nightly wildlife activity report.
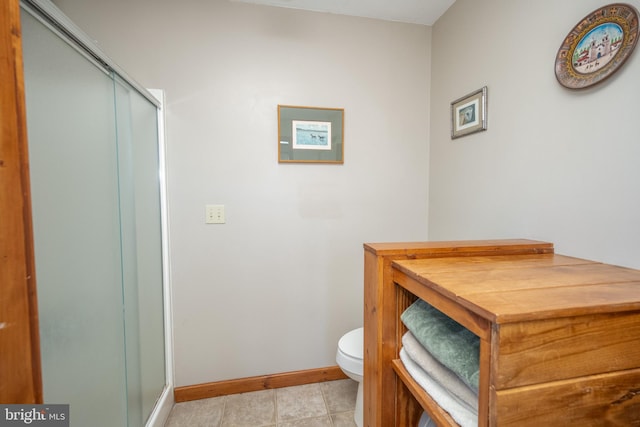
[401,299,479,391]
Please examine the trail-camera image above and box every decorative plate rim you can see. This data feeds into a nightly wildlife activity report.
[555,3,639,89]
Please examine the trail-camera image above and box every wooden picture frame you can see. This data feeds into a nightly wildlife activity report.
[278,105,344,164]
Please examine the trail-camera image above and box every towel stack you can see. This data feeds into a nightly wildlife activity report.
[400,299,480,427]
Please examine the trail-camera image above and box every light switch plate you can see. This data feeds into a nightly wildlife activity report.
[205,205,225,224]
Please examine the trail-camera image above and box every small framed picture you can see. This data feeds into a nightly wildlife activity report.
[450,86,487,139]
[278,105,344,163]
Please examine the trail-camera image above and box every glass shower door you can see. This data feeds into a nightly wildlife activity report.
[21,9,128,427]
[115,77,167,426]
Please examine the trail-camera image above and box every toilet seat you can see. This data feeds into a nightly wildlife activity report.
[336,327,363,378]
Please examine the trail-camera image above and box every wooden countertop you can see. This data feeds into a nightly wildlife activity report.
[392,253,640,323]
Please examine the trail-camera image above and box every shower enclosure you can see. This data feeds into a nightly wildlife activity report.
[19,1,171,425]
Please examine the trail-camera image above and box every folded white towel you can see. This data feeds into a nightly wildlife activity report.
[400,348,478,427]
[403,331,478,412]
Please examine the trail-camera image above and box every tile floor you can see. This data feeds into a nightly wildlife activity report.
[164,379,358,427]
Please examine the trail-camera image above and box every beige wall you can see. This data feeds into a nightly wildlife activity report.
[49,0,640,390]
[429,0,640,268]
[51,0,430,386]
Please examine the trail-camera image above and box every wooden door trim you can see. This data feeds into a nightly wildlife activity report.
[0,0,42,404]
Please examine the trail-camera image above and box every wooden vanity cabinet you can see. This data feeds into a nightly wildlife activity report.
[363,239,640,426]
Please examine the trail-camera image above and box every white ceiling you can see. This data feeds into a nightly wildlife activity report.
[230,0,456,26]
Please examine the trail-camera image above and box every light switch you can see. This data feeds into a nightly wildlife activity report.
[205,205,225,224]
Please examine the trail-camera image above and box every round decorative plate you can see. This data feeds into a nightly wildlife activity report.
[555,3,639,89]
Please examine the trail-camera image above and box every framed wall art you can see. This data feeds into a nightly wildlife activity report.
[451,86,487,139]
[278,105,344,164]
[555,3,639,89]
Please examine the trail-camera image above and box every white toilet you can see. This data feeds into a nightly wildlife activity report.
[336,327,364,427]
